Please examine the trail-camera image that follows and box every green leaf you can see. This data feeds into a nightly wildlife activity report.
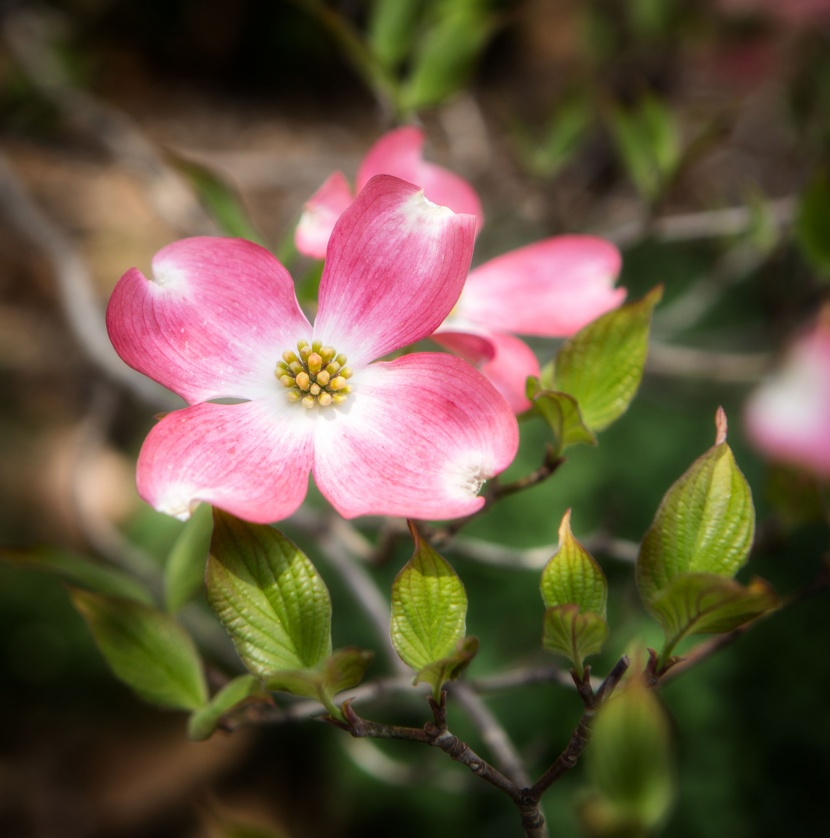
[796,170,830,276]
[368,0,424,69]
[2,547,154,605]
[542,605,609,670]
[70,589,207,710]
[164,502,213,613]
[608,95,681,201]
[586,681,675,830]
[188,674,264,741]
[402,4,496,112]
[265,647,374,720]
[650,573,778,652]
[636,408,756,607]
[541,510,607,615]
[529,385,597,454]
[167,154,265,243]
[391,524,468,674]
[414,635,479,695]
[515,93,593,179]
[550,287,662,432]
[206,511,331,677]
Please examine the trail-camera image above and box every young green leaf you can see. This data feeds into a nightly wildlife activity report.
[650,574,778,653]
[368,0,423,69]
[70,589,207,710]
[168,154,265,243]
[586,680,675,831]
[188,674,264,741]
[264,647,374,720]
[206,511,332,678]
[2,547,154,605]
[551,287,662,432]
[542,605,609,672]
[541,510,608,615]
[636,409,756,607]
[391,524,468,676]
[164,502,213,613]
[414,636,479,697]
[530,386,597,454]
[402,4,496,112]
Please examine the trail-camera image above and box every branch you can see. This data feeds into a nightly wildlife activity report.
[0,153,177,407]
[530,656,630,798]
[603,196,795,249]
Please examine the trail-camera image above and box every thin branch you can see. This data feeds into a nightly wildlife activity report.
[646,341,769,383]
[530,656,630,798]
[449,681,533,788]
[0,153,177,407]
[3,9,215,236]
[317,517,407,673]
[602,196,795,249]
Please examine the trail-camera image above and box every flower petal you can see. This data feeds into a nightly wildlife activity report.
[357,126,484,232]
[107,237,312,404]
[294,171,354,259]
[312,353,519,519]
[456,236,625,337]
[434,328,540,413]
[137,399,315,523]
[314,175,476,368]
[744,321,830,476]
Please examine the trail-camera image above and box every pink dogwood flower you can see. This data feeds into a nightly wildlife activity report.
[106,175,519,524]
[295,127,625,413]
[744,313,830,478]
[295,126,483,259]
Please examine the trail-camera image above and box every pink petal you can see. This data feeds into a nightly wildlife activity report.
[357,126,484,233]
[294,171,354,259]
[312,353,519,519]
[314,175,476,368]
[744,321,830,476]
[137,399,315,523]
[434,328,540,413]
[107,237,312,404]
[456,236,625,337]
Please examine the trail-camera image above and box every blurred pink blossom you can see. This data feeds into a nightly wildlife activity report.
[107,176,518,524]
[744,313,830,477]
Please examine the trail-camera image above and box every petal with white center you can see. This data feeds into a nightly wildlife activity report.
[314,175,476,368]
[137,398,315,524]
[434,328,540,413]
[294,171,354,259]
[456,236,625,337]
[312,353,519,519]
[357,126,484,232]
[107,237,311,404]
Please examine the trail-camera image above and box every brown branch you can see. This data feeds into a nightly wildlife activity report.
[530,656,630,798]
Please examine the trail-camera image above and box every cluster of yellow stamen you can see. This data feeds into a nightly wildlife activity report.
[276,339,353,408]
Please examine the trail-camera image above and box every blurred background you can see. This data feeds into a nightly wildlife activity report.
[1,0,829,836]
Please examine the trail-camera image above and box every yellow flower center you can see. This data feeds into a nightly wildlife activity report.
[275,339,353,409]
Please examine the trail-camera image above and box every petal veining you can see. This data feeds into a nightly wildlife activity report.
[137,398,315,523]
[314,175,476,368]
[457,235,624,337]
[107,237,312,404]
[312,353,519,519]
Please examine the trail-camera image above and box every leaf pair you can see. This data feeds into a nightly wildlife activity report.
[636,409,778,670]
[390,524,477,701]
[531,287,662,455]
[540,511,609,677]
